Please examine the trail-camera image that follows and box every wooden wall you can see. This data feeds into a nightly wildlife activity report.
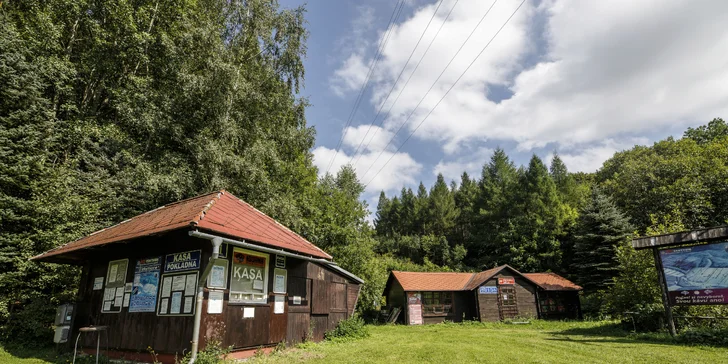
[476,272,538,322]
[72,229,360,355]
[73,231,206,355]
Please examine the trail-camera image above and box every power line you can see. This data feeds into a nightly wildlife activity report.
[358,0,500,182]
[325,0,405,175]
[347,0,449,165]
[352,0,459,167]
[363,0,527,189]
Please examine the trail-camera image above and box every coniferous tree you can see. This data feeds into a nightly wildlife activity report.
[414,182,429,234]
[571,188,633,293]
[429,174,459,235]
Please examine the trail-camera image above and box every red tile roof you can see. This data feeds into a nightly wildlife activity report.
[32,190,331,261]
[523,273,582,291]
[391,271,475,291]
[390,266,582,292]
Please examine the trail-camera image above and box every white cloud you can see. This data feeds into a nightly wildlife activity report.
[546,138,650,173]
[331,0,728,164]
[312,146,422,196]
[433,147,494,182]
[342,124,395,153]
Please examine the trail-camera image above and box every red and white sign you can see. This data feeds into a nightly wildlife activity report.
[408,304,423,325]
[498,277,515,285]
[407,292,421,305]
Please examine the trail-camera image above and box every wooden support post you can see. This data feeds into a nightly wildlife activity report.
[652,248,676,336]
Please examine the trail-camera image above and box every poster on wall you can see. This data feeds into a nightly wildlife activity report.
[498,277,515,285]
[101,259,128,313]
[479,286,498,294]
[229,248,269,304]
[129,256,161,313]
[408,304,423,325]
[157,271,198,316]
[407,292,421,305]
[660,241,728,305]
[164,250,201,273]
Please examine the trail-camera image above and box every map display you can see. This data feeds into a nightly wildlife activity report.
[660,242,728,305]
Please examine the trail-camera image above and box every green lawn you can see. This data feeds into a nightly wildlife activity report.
[251,321,728,364]
[0,344,58,364]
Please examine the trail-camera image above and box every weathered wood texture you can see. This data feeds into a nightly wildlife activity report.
[537,291,581,320]
[73,230,360,354]
[476,274,538,322]
[632,225,728,250]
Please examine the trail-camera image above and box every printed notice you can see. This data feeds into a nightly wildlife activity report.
[184,274,196,296]
[274,274,285,293]
[109,265,118,283]
[209,265,225,288]
[162,276,172,298]
[172,275,186,291]
[243,307,255,318]
[123,293,130,307]
[208,291,223,314]
[170,292,182,314]
[159,298,168,314]
[274,295,284,314]
[293,296,301,305]
[93,277,104,290]
[114,295,122,307]
[183,297,193,314]
[115,287,124,297]
[124,282,133,293]
[103,288,115,301]
[253,280,264,290]
[103,301,112,311]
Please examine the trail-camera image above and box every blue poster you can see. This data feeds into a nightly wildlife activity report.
[129,256,161,312]
[164,250,201,273]
[660,242,728,305]
[479,286,498,294]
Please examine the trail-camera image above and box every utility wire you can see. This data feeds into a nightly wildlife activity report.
[363,0,527,189]
[347,0,448,166]
[358,0,500,182]
[352,0,459,167]
[324,0,405,175]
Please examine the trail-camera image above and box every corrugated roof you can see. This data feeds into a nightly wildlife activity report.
[523,273,581,291]
[32,190,332,261]
[391,271,475,291]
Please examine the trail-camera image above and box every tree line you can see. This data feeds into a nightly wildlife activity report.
[2,0,728,345]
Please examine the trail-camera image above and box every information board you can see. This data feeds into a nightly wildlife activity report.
[660,241,728,305]
[164,250,201,273]
[129,256,161,312]
[158,271,198,316]
[408,304,423,325]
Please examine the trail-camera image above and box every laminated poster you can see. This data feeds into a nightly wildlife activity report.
[209,265,225,288]
[129,257,161,313]
[159,298,168,314]
[274,274,285,293]
[93,277,104,290]
[162,276,172,298]
[103,288,115,301]
[108,265,118,283]
[172,275,186,291]
[183,297,193,314]
[123,293,130,307]
[274,295,284,314]
[103,301,112,312]
[114,295,123,307]
[208,291,223,314]
[115,287,124,297]
[184,274,196,296]
[170,292,182,314]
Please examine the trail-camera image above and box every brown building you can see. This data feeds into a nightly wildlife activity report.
[383,265,580,324]
[32,191,362,362]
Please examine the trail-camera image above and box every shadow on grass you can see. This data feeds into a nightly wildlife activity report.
[550,322,682,347]
[1,342,60,363]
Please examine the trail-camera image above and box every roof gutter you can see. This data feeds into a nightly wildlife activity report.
[188,230,363,283]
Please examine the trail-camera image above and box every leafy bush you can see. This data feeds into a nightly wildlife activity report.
[0,297,57,346]
[176,340,232,364]
[677,328,728,346]
[324,316,369,341]
[621,303,664,332]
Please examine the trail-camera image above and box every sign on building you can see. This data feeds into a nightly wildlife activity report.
[164,250,201,273]
[498,277,515,285]
[129,256,161,313]
[479,286,498,294]
[660,241,728,305]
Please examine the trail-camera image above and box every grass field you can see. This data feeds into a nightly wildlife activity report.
[3,321,728,363]
[250,321,728,364]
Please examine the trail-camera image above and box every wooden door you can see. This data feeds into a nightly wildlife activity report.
[498,286,519,320]
[269,294,287,344]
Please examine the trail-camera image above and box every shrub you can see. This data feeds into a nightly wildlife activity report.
[677,327,728,346]
[324,316,369,341]
[176,340,232,364]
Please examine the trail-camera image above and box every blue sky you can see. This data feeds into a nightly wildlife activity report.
[280,0,728,215]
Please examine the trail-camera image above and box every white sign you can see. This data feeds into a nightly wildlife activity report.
[184,273,196,296]
[93,277,104,290]
[274,295,284,314]
[122,293,130,307]
[293,296,301,305]
[183,297,193,314]
[209,265,226,288]
[208,291,224,314]
[243,307,255,318]
[162,276,172,298]
[159,298,168,314]
[274,274,286,293]
[172,275,186,291]
[124,282,133,293]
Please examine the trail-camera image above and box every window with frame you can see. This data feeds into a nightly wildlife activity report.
[421,291,453,315]
[229,248,269,304]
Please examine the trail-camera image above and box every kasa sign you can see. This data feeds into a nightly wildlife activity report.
[164,250,201,273]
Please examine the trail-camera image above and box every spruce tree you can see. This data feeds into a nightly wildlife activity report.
[571,187,633,293]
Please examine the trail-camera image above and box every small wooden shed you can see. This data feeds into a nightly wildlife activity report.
[383,265,580,324]
[32,190,362,362]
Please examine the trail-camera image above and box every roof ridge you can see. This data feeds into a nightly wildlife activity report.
[192,191,224,225]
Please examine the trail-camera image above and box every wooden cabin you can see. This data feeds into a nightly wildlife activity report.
[383,265,580,324]
[32,191,362,362]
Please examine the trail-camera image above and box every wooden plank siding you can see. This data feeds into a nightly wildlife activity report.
[476,274,538,322]
[71,230,360,355]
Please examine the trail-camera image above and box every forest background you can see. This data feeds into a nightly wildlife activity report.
[2,0,728,345]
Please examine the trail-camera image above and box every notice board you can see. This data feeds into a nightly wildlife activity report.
[408,304,423,325]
